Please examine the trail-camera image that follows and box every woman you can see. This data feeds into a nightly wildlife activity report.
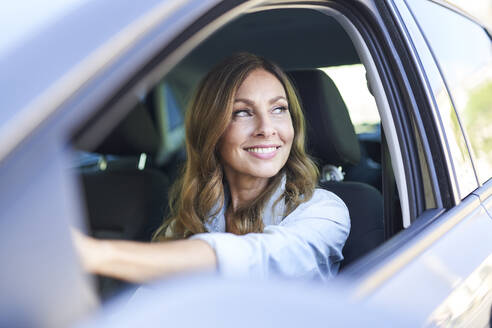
[75,52,350,282]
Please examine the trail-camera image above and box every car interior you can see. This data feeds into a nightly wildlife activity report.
[72,7,403,300]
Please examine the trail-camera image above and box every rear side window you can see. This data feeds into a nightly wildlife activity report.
[320,65,382,188]
[321,64,380,134]
[408,0,492,185]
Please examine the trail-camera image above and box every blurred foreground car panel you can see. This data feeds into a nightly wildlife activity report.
[80,275,420,328]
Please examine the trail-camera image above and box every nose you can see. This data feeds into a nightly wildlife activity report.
[254,114,276,137]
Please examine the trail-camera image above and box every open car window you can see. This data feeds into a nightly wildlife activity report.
[68,3,439,301]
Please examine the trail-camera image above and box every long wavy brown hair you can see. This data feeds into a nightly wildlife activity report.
[153,52,318,241]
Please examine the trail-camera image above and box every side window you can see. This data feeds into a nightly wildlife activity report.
[321,64,380,134]
[408,0,492,186]
[320,64,382,190]
[154,82,185,163]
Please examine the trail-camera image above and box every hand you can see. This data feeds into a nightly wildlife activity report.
[71,228,99,273]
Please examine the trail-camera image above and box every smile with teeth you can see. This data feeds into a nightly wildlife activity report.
[245,146,279,153]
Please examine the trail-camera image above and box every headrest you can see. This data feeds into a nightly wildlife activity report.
[288,70,360,166]
[95,101,160,157]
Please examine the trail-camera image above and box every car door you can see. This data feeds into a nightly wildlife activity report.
[345,0,492,326]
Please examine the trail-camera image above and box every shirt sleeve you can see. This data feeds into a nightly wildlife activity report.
[189,190,350,280]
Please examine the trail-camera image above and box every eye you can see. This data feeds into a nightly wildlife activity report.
[272,106,288,114]
[232,109,252,117]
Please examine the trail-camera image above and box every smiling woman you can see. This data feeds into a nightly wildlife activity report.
[155,53,321,238]
[74,52,350,282]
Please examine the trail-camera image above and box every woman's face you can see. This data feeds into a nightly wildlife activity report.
[219,69,294,182]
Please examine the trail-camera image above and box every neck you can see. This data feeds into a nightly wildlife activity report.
[224,172,269,211]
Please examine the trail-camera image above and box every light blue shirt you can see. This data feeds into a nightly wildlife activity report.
[190,179,350,281]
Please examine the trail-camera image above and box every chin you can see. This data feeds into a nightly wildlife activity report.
[250,172,278,179]
[247,165,283,179]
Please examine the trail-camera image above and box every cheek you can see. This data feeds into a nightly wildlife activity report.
[219,124,245,157]
[279,119,295,147]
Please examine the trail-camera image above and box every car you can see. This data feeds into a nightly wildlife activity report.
[1,0,491,327]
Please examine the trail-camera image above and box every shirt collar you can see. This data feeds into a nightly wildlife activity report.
[204,175,286,232]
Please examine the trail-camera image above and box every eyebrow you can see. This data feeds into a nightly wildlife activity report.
[234,96,287,105]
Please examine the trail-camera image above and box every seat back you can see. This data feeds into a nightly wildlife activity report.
[77,100,171,242]
[320,181,383,268]
[288,69,384,267]
[80,167,169,241]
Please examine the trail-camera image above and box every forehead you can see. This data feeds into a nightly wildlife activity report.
[235,69,286,97]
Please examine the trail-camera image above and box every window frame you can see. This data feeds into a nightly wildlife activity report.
[324,0,440,218]
[317,0,448,274]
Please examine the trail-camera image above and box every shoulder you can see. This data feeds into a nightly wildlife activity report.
[298,188,348,214]
[311,188,347,207]
[282,188,350,229]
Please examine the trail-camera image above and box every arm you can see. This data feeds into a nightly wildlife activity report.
[73,231,217,283]
[190,189,350,280]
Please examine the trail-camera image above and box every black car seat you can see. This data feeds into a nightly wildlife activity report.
[288,69,384,268]
[79,101,171,243]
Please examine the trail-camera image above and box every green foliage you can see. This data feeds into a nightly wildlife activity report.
[464,81,492,158]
